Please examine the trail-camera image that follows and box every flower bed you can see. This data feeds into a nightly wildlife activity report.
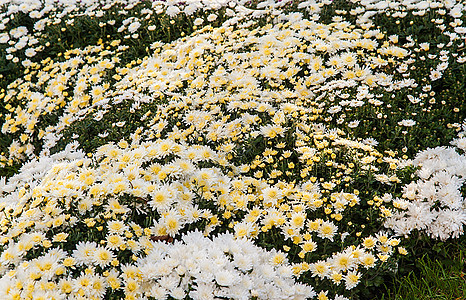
[0,0,465,299]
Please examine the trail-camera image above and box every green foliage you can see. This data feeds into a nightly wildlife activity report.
[385,242,466,300]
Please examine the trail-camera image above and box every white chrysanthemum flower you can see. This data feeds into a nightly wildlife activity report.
[317,221,338,241]
[184,4,199,16]
[0,33,9,43]
[398,119,416,127]
[234,222,254,238]
[93,246,114,267]
[72,241,97,266]
[161,211,182,235]
[207,14,218,22]
[429,69,442,80]
[428,209,466,240]
[137,232,315,299]
[107,220,128,235]
[310,260,330,279]
[452,137,466,151]
[233,254,253,271]
[331,251,356,272]
[215,270,240,286]
[262,186,283,206]
[348,120,360,128]
[149,186,173,212]
[25,48,37,57]
[128,21,141,33]
[194,18,204,26]
[344,271,361,290]
[166,6,181,17]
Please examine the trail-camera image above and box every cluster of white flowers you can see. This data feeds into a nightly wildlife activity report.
[0,0,294,63]
[0,142,83,211]
[1,0,465,298]
[0,120,398,298]
[348,0,465,26]
[2,0,466,168]
[1,12,416,167]
[385,123,466,240]
[137,231,316,300]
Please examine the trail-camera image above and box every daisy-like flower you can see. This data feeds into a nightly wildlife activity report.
[207,14,218,22]
[128,21,141,33]
[429,69,442,80]
[166,6,181,17]
[234,222,254,238]
[25,48,36,57]
[53,232,69,242]
[107,220,128,236]
[215,270,240,286]
[90,274,108,298]
[398,119,416,127]
[0,33,9,43]
[360,253,377,268]
[348,120,360,128]
[149,186,174,212]
[362,138,379,146]
[317,221,338,241]
[194,18,204,26]
[260,124,286,139]
[106,234,125,250]
[262,186,283,206]
[74,273,96,297]
[161,211,182,235]
[72,241,97,266]
[331,251,356,272]
[106,269,122,290]
[301,240,317,253]
[289,211,306,229]
[93,246,114,267]
[310,260,330,279]
[344,271,361,290]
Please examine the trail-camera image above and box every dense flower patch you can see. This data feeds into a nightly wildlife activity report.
[0,0,465,299]
[385,127,466,240]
